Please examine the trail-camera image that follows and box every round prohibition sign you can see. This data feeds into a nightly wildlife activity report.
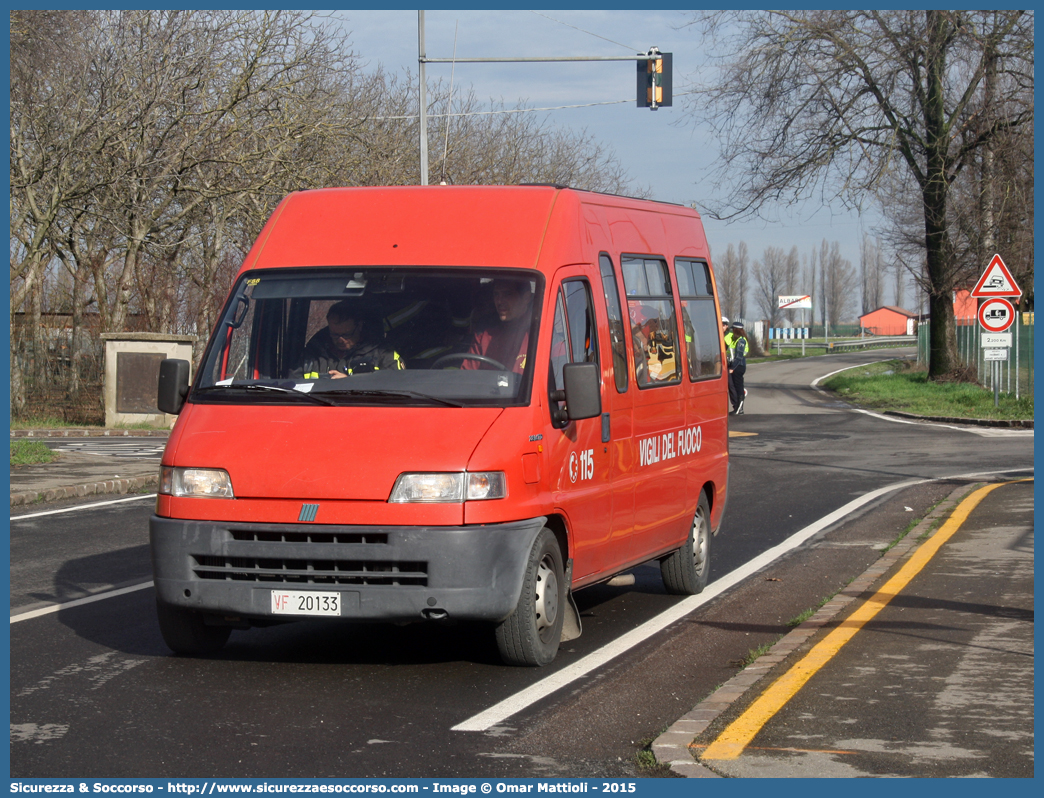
[978,297,1015,332]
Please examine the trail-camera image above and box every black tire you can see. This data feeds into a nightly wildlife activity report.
[495,528,566,666]
[660,491,711,595]
[155,600,231,656]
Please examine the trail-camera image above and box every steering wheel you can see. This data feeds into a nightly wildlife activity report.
[432,352,508,370]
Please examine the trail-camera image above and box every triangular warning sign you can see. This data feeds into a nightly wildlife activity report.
[970,254,1022,298]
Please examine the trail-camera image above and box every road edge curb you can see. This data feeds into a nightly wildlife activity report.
[11,429,171,438]
[11,474,158,507]
[652,481,979,777]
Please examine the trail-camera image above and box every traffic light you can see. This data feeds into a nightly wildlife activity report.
[637,49,672,109]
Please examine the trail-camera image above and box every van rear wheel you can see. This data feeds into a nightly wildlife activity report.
[660,491,710,595]
[155,600,231,656]
[495,528,565,666]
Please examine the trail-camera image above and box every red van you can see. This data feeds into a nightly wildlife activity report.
[152,186,729,666]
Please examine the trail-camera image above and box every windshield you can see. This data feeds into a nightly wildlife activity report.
[194,267,543,407]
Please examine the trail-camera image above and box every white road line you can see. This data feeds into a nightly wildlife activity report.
[11,493,157,522]
[849,408,1034,437]
[10,581,154,624]
[809,362,882,387]
[452,476,931,732]
[454,465,1033,732]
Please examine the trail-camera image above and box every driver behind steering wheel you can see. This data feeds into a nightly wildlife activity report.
[462,278,533,374]
[294,299,403,379]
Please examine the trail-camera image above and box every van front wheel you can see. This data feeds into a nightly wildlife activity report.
[495,528,565,666]
[660,492,711,595]
[155,600,231,656]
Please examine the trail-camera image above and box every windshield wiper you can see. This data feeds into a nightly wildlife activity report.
[192,383,336,406]
[316,388,465,408]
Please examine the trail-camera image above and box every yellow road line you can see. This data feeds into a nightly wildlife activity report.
[729,431,758,437]
[701,480,1021,760]
[691,743,859,756]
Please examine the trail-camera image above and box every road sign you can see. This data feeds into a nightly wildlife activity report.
[978,297,1015,332]
[981,332,1012,348]
[983,348,1008,361]
[778,295,812,309]
[970,254,1022,298]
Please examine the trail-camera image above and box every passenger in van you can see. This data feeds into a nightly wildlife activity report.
[463,279,533,373]
[294,299,402,379]
[630,303,678,384]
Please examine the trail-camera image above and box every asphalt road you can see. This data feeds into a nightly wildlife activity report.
[698,479,1034,778]
[10,349,1034,778]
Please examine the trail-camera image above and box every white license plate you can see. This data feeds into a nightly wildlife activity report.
[270,590,341,617]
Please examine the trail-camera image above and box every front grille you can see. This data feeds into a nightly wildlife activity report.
[192,555,427,586]
[228,529,389,545]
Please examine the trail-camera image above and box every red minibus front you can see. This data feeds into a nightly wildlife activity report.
[151,186,729,666]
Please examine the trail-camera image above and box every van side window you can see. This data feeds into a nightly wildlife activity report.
[549,279,599,425]
[676,259,722,381]
[621,256,681,388]
[598,254,629,393]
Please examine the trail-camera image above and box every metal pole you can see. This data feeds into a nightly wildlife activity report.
[994,361,999,408]
[418,11,428,186]
[1015,312,1020,400]
[976,317,982,384]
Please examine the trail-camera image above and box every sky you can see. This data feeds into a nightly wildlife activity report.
[334,8,894,309]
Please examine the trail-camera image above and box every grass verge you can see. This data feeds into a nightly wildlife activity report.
[11,417,167,431]
[11,440,58,466]
[821,359,1033,421]
[10,416,90,429]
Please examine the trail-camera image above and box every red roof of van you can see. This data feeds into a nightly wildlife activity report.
[240,186,702,273]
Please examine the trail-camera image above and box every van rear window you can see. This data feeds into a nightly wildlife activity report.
[193,268,542,408]
[677,259,723,381]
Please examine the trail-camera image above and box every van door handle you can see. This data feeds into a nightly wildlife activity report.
[601,413,611,443]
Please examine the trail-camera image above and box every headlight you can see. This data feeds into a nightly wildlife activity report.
[388,472,507,503]
[160,466,234,498]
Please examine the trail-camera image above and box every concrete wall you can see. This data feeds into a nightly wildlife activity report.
[101,333,196,428]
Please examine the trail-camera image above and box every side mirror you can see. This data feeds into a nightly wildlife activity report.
[562,362,601,421]
[157,358,191,415]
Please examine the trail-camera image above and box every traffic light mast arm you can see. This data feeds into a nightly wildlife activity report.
[419,50,672,110]
[419,55,658,63]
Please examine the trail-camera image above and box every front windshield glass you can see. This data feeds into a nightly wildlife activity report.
[194,268,542,407]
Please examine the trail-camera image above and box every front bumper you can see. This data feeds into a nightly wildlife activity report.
[149,515,545,623]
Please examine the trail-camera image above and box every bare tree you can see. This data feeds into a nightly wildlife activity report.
[9,10,121,413]
[84,10,363,332]
[807,250,818,329]
[860,235,885,314]
[892,261,906,310]
[753,246,789,328]
[714,243,741,321]
[682,10,1033,377]
[820,240,858,329]
[735,241,750,320]
[784,245,801,296]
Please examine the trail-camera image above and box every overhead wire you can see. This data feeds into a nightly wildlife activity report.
[527,11,642,53]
